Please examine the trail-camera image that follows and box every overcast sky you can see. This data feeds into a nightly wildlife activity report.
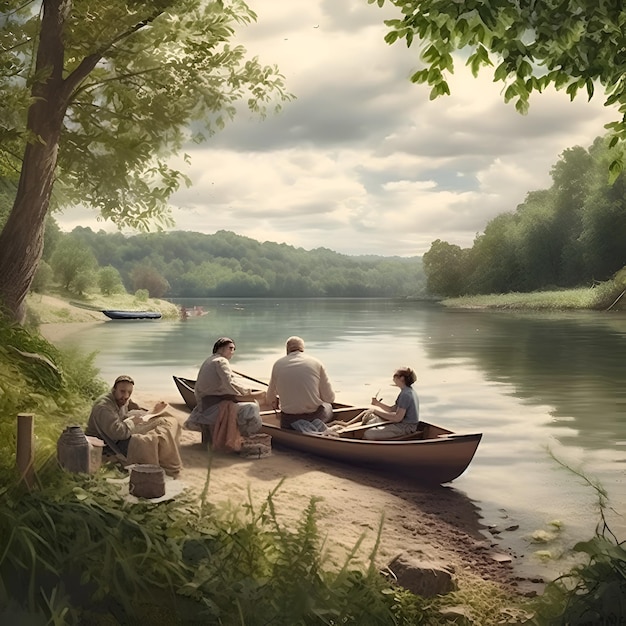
[58,0,616,257]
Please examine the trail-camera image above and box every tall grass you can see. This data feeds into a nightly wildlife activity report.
[0,462,530,625]
[0,458,424,624]
[442,282,623,311]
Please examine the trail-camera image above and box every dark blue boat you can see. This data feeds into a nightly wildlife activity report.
[102,310,162,320]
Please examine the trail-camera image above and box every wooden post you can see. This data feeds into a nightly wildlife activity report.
[16,413,35,488]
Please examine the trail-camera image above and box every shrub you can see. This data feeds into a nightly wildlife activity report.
[31,260,53,293]
[98,266,125,296]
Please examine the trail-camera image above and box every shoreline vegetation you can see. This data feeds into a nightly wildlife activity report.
[25,290,180,326]
[3,290,621,623]
[442,285,626,311]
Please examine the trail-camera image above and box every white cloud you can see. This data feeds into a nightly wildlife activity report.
[55,0,618,257]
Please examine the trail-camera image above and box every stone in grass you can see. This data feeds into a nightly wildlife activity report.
[387,553,457,597]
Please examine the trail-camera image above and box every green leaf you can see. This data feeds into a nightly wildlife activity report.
[409,69,428,84]
[384,31,399,45]
[374,0,626,152]
[515,97,529,114]
[566,81,579,99]
[504,83,518,103]
[609,159,623,183]
[494,62,509,82]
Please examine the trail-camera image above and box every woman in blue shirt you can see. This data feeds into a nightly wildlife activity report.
[363,367,420,440]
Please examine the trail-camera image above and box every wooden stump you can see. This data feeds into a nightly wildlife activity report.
[129,464,166,498]
[16,413,35,488]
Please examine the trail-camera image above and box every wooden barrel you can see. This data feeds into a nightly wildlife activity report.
[129,464,165,498]
[239,434,272,459]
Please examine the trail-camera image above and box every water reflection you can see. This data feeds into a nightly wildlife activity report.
[421,309,626,449]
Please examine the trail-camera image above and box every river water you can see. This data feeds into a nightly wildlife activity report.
[56,298,626,579]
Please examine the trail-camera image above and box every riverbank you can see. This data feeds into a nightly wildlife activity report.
[35,295,544,604]
[26,291,179,325]
[442,284,625,311]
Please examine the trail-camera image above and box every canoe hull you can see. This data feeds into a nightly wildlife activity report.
[103,310,162,320]
[261,418,481,484]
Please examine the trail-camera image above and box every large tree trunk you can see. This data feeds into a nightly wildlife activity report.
[0,115,65,323]
[0,0,74,322]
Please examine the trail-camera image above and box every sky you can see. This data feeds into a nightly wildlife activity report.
[58,0,617,257]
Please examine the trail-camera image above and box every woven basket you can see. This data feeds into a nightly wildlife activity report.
[239,434,272,459]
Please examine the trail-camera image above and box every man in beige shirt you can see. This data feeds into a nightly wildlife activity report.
[185,337,265,436]
[266,336,335,429]
[86,374,182,477]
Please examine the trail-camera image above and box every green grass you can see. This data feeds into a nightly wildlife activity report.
[442,282,623,311]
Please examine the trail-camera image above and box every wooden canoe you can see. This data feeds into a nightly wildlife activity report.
[173,375,482,484]
[262,407,481,483]
[102,310,162,320]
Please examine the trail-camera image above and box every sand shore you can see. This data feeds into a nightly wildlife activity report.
[41,321,104,343]
[169,398,531,592]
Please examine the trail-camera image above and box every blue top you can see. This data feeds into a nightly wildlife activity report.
[396,386,420,424]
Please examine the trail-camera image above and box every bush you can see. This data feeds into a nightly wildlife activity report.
[134,289,149,302]
[71,268,96,296]
[529,460,626,624]
[31,260,53,293]
[98,265,125,296]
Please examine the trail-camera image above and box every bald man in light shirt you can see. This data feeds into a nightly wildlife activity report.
[266,336,336,429]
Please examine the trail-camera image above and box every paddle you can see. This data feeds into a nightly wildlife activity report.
[336,422,385,435]
[233,370,269,388]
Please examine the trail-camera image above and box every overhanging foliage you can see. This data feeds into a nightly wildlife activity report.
[370,0,626,179]
[0,0,291,228]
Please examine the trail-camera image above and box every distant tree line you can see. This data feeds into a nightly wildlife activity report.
[32,227,426,299]
[423,136,626,297]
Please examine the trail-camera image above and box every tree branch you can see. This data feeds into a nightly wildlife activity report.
[63,10,164,98]
[71,65,164,99]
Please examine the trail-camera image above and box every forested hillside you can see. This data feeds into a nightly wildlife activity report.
[46,228,426,298]
[423,136,626,297]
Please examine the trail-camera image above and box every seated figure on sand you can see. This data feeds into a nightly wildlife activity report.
[266,336,336,430]
[184,337,265,441]
[86,374,183,477]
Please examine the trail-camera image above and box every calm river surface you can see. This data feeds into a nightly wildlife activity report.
[57,298,626,578]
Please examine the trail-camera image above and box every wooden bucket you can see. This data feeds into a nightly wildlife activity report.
[129,464,166,498]
[239,434,272,459]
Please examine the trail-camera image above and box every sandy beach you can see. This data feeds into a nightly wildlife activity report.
[169,398,533,593]
[40,314,536,595]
